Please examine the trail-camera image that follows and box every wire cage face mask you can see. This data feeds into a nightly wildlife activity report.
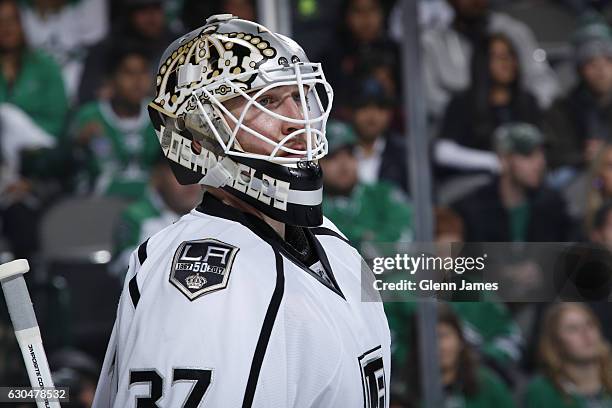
[189,61,334,165]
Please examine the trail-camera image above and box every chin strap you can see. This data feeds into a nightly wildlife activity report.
[199,156,238,188]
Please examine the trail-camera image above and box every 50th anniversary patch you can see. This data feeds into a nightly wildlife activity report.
[170,239,239,300]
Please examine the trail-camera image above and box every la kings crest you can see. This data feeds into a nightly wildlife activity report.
[170,238,239,300]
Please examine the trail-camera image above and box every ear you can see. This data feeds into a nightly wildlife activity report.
[498,154,510,173]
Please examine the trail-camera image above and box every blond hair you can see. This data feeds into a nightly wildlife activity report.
[538,303,612,397]
[586,144,612,234]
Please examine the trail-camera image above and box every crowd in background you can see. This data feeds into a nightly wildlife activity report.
[1,0,612,406]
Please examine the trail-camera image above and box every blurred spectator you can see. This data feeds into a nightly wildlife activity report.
[435,207,524,383]
[71,46,158,199]
[422,0,559,122]
[351,78,409,191]
[588,200,612,289]
[560,141,612,227]
[403,303,516,408]
[435,207,464,247]
[0,0,68,138]
[385,208,523,387]
[335,48,404,133]
[181,0,256,32]
[321,120,412,251]
[319,0,400,114]
[584,143,612,234]
[544,18,612,172]
[0,0,69,259]
[111,156,202,275]
[590,200,612,250]
[558,0,612,14]
[19,0,108,100]
[452,123,572,241]
[78,0,177,104]
[292,0,344,61]
[525,302,612,407]
[435,33,541,176]
[50,349,99,408]
[389,0,454,35]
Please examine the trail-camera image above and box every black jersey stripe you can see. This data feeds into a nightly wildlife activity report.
[137,239,149,265]
[310,227,350,244]
[358,344,382,361]
[129,274,140,308]
[242,249,285,408]
[130,238,149,308]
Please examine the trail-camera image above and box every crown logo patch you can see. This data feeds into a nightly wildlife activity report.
[170,239,239,301]
[185,273,207,290]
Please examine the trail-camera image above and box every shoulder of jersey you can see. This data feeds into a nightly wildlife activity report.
[320,216,349,241]
[136,210,277,302]
[145,209,280,263]
[142,212,351,257]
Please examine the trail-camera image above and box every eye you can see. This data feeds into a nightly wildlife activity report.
[257,95,274,107]
[293,91,310,110]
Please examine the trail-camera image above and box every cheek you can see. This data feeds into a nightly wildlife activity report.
[321,160,336,176]
[603,226,612,242]
[563,333,581,352]
[583,66,598,83]
[235,115,281,154]
[438,338,458,362]
[601,170,612,190]
[366,13,381,29]
[560,330,582,352]
[515,160,534,178]
[347,15,359,32]
[248,115,278,137]
[116,77,130,94]
[139,73,151,90]
[346,158,358,177]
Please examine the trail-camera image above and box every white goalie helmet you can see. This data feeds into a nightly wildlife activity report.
[148,14,334,226]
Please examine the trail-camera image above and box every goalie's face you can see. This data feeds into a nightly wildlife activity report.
[223,85,308,158]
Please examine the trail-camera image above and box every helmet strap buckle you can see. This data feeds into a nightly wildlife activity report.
[200,156,238,188]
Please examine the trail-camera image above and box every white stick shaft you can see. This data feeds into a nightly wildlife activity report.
[0,261,61,408]
[15,327,61,408]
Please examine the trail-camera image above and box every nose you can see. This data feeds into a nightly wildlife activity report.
[280,96,305,137]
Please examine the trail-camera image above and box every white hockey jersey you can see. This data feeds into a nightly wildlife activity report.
[93,194,391,408]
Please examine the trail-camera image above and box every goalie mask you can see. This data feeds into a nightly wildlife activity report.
[148,14,333,226]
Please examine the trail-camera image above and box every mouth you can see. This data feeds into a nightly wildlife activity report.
[277,143,307,158]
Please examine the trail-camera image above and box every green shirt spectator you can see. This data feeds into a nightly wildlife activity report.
[525,375,612,408]
[71,100,158,199]
[71,46,158,199]
[321,120,412,251]
[442,367,515,408]
[111,158,202,275]
[113,188,174,259]
[0,48,68,138]
[525,303,612,408]
[323,182,412,249]
[385,300,522,377]
[401,303,517,408]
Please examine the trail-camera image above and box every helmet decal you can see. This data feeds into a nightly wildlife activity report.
[153,24,279,117]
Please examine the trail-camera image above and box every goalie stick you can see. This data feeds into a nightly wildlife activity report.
[0,259,61,408]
